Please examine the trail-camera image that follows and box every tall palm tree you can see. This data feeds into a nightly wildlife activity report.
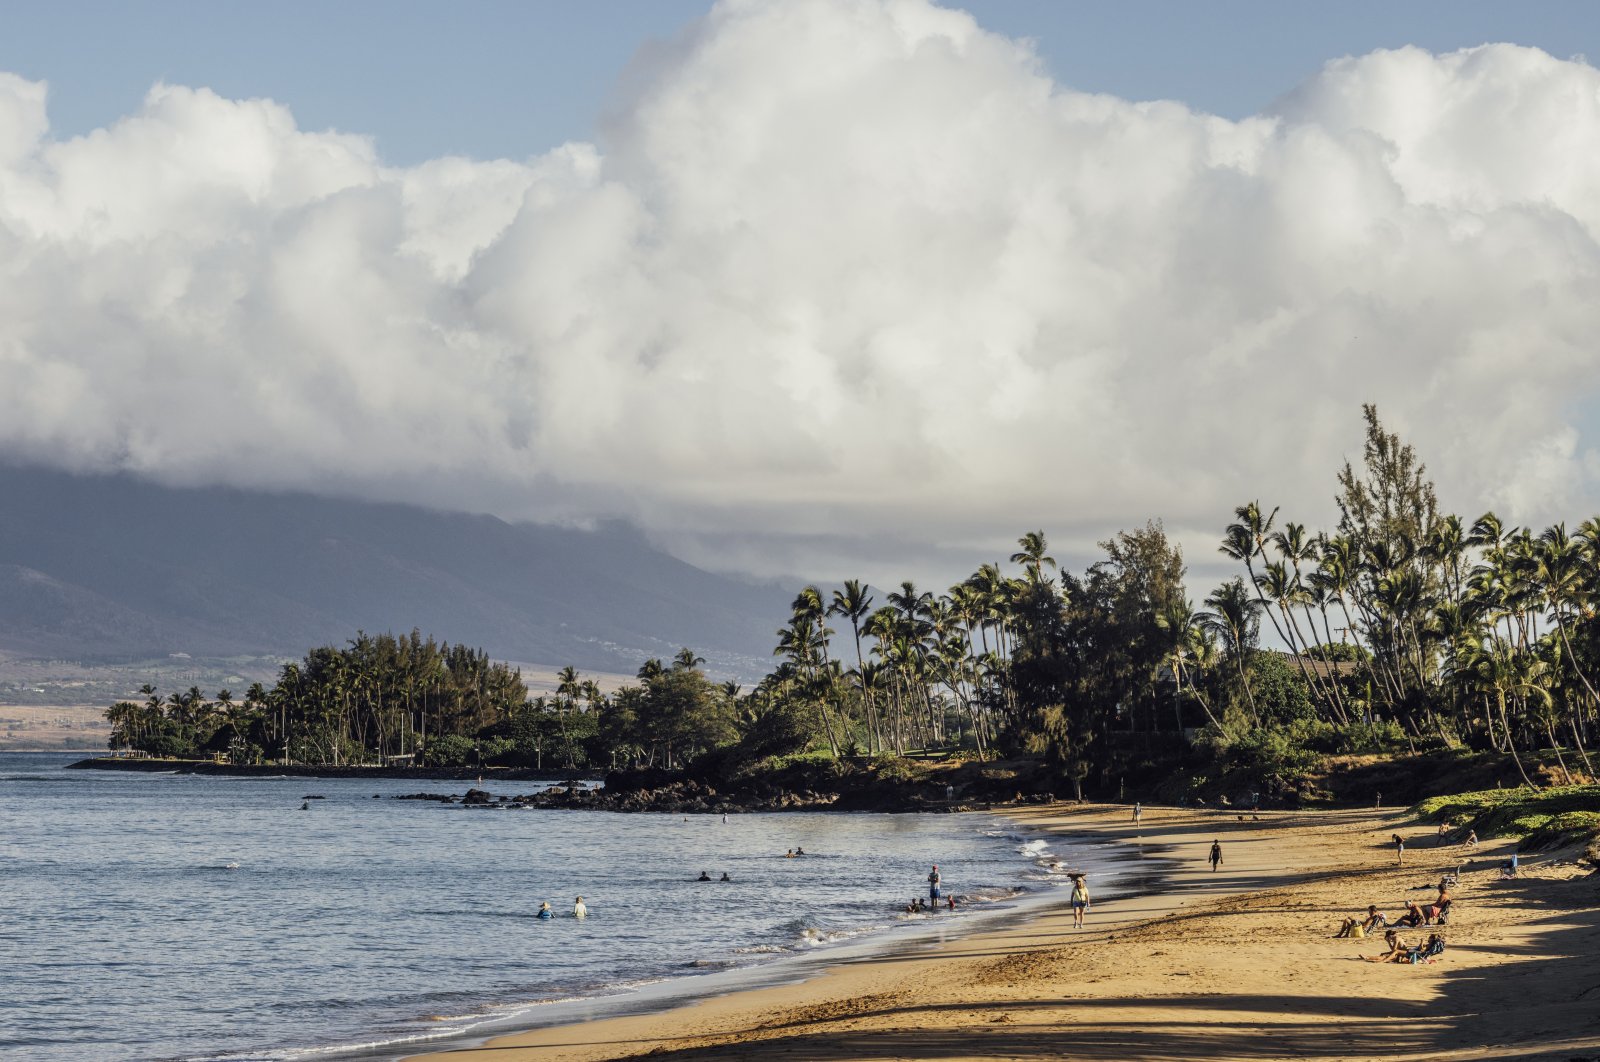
[1010,531,1056,585]
[829,580,880,754]
[1459,643,1542,789]
[1222,502,1298,663]
[1156,596,1229,735]
[1199,577,1262,722]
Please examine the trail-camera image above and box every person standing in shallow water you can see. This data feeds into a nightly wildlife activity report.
[927,864,942,903]
[1209,840,1223,872]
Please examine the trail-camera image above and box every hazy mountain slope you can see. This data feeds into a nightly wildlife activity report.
[0,466,792,675]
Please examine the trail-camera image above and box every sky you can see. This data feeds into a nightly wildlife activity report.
[3,0,1600,593]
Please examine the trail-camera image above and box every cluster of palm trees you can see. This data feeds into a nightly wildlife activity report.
[747,532,1077,761]
[106,630,526,764]
[1206,500,1600,787]
[594,649,740,770]
[104,684,258,760]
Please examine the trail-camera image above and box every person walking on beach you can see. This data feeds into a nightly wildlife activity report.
[928,864,942,902]
[1132,802,1142,826]
[1393,833,1405,865]
[1208,840,1223,872]
[1070,874,1090,929]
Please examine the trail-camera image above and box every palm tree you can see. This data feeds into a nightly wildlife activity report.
[1199,578,1262,722]
[1534,524,1599,775]
[1157,596,1228,736]
[1010,531,1056,585]
[829,579,880,754]
[1222,502,1297,657]
[1459,643,1541,789]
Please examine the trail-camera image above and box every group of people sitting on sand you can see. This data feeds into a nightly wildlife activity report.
[1333,875,1455,963]
[1364,930,1447,964]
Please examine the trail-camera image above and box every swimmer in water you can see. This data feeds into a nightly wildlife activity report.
[536,902,553,920]
[697,871,712,881]
[573,896,588,919]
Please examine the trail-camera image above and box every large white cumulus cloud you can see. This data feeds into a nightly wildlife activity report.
[3,0,1600,583]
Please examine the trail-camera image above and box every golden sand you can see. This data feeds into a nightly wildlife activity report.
[407,805,1600,1062]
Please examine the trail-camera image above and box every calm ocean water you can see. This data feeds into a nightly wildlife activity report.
[0,752,1130,1061]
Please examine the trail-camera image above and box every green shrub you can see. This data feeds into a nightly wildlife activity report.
[1248,654,1315,726]
[1414,785,1600,847]
[1221,727,1321,786]
[425,733,478,768]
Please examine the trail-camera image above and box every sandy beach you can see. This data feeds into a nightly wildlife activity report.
[405,805,1600,1062]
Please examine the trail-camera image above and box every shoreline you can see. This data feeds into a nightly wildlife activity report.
[397,804,1600,1062]
[330,812,1150,1062]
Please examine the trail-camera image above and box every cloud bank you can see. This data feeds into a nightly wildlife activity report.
[3,0,1600,584]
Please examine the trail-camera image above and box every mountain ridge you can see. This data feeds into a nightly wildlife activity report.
[0,465,792,677]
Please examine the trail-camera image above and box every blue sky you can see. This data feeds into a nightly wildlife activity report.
[4,1,1597,165]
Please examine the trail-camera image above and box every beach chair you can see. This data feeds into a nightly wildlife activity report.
[1410,938,1446,965]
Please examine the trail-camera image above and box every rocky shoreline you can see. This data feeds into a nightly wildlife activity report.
[394,780,1012,814]
[392,760,1064,815]
[70,754,1066,814]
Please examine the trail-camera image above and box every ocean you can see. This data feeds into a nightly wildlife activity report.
[0,752,1132,1061]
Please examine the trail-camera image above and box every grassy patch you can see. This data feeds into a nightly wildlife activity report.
[1414,785,1600,849]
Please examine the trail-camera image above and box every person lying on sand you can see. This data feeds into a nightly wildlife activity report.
[1363,930,1415,963]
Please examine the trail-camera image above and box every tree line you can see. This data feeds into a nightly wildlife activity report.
[106,407,1599,795]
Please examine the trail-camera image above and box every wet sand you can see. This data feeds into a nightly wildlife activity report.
[405,804,1600,1062]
